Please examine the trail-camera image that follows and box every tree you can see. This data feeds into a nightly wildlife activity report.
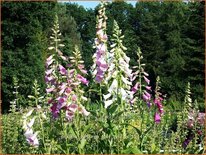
[2,2,56,112]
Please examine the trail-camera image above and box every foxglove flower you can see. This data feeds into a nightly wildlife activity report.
[154,113,161,123]
[25,130,39,148]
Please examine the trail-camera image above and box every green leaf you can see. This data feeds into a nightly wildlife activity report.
[151,143,156,152]
[113,111,124,119]
[107,104,118,114]
[122,147,142,154]
[78,137,86,150]
[82,124,91,136]
[124,124,142,137]
[69,126,77,138]
[143,124,154,138]
[89,110,97,117]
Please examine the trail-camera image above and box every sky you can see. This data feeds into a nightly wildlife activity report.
[58,1,137,9]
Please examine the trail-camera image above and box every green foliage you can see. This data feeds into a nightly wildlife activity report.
[2,2,56,112]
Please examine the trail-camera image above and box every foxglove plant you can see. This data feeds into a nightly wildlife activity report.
[64,45,90,121]
[103,20,133,109]
[182,82,205,151]
[130,47,152,110]
[91,1,108,83]
[45,14,68,119]
[154,76,164,123]
[45,15,89,121]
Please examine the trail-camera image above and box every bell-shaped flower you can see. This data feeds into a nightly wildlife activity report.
[131,82,139,94]
[26,131,39,148]
[45,68,53,75]
[46,87,55,93]
[77,74,89,86]
[57,97,67,109]
[120,88,127,100]
[50,103,59,118]
[59,83,67,95]
[143,76,150,85]
[66,110,74,121]
[146,86,151,91]
[71,94,77,101]
[197,113,205,125]
[59,64,67,75]
[24,128,33,138]
[108,79,118,93]
[103,93,112,100]
[68,103,78,113]
[46,58,54,67]
[104,100,113,108]
[154,113,161,123]
[121,75,132,86]
[143,93,150,101]
[79,106,90,116]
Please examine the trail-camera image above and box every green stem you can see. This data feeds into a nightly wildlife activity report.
[100,83,103,102]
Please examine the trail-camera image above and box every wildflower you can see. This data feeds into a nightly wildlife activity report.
[108,79,118,93]
[46,87,55,93]
[25,130,39,148]
[46,56,54,67]
[153,76,164,123]
[154,113,161,123]
[197,112,205,125]
[104,100,113,108]
[68,103,78,113]
[66,110,74,121]
[154,98,164,114]
[45,68,53,75]
[143,76,150,85]
[103,93,112,100]
[51,103,59,118]
[45,15,90,121]
[79,106,90,116]
[142,93,150,101]
[77,74,89,86]
[131,82,139,94]
[59,64,67,75]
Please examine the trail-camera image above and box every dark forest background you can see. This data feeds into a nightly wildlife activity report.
[1,1,205,112]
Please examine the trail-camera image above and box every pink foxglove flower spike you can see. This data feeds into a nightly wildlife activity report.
[91,1,108,83]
